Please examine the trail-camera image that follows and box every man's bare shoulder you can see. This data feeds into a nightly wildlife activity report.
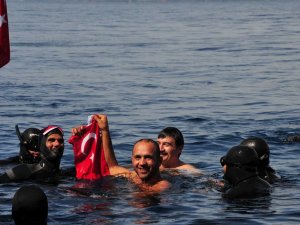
[175,163,203,174]
[109,166,131,177]
[138,178,171,193]
[153,179,171,192]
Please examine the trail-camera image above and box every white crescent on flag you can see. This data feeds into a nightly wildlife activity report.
[80,132,97,155]
[68,119,110,180]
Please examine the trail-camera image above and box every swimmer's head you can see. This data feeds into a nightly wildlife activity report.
[157,127,184,163]
[240,137,270,167]
[132,139,161,181]
[39,126,64,167]
[16,125,41,164]
[221,145,259,168]
[12,184,48,225]
[158,127,184,147]
[221,145,259,185]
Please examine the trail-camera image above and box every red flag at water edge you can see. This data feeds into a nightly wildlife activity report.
[0,0,10,68]
[68,120,110,180]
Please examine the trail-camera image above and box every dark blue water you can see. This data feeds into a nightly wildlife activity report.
[1,0,300,224]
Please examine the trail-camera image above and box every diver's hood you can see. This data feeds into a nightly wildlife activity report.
[221,145,259,186]
[12,185,48,225]
[224,166,258,186]
[16,125,41,164]
[240,137,270,167]
[39,126,64,169]
[19,145,41,164]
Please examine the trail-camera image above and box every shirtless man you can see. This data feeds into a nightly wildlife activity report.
[157,127,201,173]
[71,114,171,193]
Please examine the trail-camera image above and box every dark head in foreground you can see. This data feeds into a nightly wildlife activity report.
[220,145,271,199]
[12,185,48,225]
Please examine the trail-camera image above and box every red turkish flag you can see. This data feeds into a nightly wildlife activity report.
[0,0,10,68]
[68,120,110,180]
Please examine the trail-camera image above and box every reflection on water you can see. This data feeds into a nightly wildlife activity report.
[129,192,162,209]
[222,195,273,213]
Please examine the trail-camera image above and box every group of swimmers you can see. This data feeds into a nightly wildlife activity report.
[0,113,281,224]
[72,114,280,195]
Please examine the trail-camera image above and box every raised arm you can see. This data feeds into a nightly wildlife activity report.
[93,114,117,167]
[93,114,129,175]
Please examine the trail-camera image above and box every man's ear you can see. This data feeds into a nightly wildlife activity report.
[177,145,183,158]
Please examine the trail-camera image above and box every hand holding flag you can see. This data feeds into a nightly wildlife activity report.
[68,118,110,180]
[0,0,10,68]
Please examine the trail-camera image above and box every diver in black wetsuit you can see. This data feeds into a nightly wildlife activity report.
[12,184,48,225]
[17,125,41,164]
[220,145,271,199]
[240,137,280,184]
[0,125,41,165]
[0,126,64,183]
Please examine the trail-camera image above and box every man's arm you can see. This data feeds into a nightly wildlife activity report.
[93,114,129,175]
[0,164,32,183]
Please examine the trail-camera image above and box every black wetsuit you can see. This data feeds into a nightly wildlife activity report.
[258,166,281,184]
[223,175,271,199]
[222,166,271,199]
[0,159,60,183]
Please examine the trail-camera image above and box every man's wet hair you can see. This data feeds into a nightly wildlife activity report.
[158,127,184,147]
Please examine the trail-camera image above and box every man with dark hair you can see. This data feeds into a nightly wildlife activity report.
[157,127,201,173]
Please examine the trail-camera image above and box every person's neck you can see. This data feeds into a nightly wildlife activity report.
[160,159,184,169]
[139,173,162,185]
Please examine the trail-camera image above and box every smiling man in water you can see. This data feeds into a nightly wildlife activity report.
[71,114,171,193]
[157,127,202,173]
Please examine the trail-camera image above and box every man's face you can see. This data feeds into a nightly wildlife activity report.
[46,133,64,151]
[132,141,160,181]
[157,136,182,165]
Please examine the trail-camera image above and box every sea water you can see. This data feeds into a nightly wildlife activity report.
[0,0,300,224]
